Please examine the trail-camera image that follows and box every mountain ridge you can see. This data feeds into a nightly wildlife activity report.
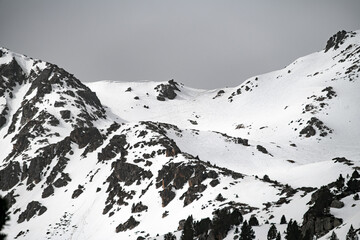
[0,30,359,239]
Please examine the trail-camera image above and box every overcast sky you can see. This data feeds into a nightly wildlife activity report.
[0,1,359,89]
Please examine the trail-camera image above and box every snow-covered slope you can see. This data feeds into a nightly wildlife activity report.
[0,30,359,240]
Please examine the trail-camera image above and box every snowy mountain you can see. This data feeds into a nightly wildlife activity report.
[0,30,359,240]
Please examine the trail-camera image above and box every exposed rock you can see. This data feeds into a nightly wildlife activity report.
[54,101,66,107]
[98,134,128,161]
[72,188,84,199]
[210,179,220,187]
[0,161,21,191]
[60,110,71,119]
[181,184,207,206]
[42,185,54,198]
[46,156,70,185]
[325,30,348,52]
[131,202,148,213]
[107,160,152,186]
[256,145,269,154]
[18,201,47,223]
[159,188,176,207]
[330,200,344,208]
[213,90,225,99]
[70,127,102,149]
[302,187,342,238]
[299,117,332,138]
[154,79,180,101]
[116,216,139,232]
[53,173,71,188]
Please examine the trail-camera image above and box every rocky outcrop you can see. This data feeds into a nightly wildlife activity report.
[325,30,348,52]
[256,145,269,154]
[107,160,153,186]
[0,161,21,191]
[17,201,47,223]
[159,188,176,207]
[299,117,332,138]
[154,79,180,101]
[131,202,148,213]
[98,134,128,162]
[115,216,139,232]
[301,187,342,238]
[70,127,103,149]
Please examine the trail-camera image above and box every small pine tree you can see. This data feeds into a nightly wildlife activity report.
[302,229,313,240]
[249,215,259,226]
[346,225,358,240]
[267,224,277,240]
[329,231,339,240]
[354,193,360,201]
[280,215,287,224]
[181,215,194,240]
[164,232,177,240]
[335,174,345,190]
[285,220,302,240]
[276,232,281,240]
[351,170,360,179]
[239,220,256,240]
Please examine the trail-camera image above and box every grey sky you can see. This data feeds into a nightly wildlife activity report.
[0,1,359,89]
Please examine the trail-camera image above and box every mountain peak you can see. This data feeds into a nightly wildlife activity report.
[324,30,357,52]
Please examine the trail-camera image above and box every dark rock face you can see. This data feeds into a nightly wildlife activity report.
[301,187,342,238]
[70,127,103,149]
[180,184,207,206]
[154,79,180,101]
[108,160,153,186]
[299,117,332,138]
[159,188,176,207]
[104,160,152,214]
[72,187,84,199]
[0,58,27,96]
[17,201,47,223]
[25,155,53,185]
[53,173,71,188]
[116,216,139,232]
[60,110,71,119]
[325,30,348,52]
[42,185,54,198]
[256,145,269,154]
[98,134,128,162]
[0,161,21,191]
[131,202,148,213]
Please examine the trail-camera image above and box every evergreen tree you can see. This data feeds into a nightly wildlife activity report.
[249,215,259,226]
[276,232,281,240]
[351,170,360,179]
[164,232,177,240]
[239,220,255,240]
[0,197,9,240]
[303,229,313,240]
[280,215,287,224]
[285,220,302,240]
[329,231,339,240]
[335,174,345,190]
[354,193,360,201]
[193,217,211,236]
[346,225,358,240]
[267,224,277,240]
[181,215,194,240]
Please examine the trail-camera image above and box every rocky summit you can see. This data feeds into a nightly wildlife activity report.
[0,30,360,240]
